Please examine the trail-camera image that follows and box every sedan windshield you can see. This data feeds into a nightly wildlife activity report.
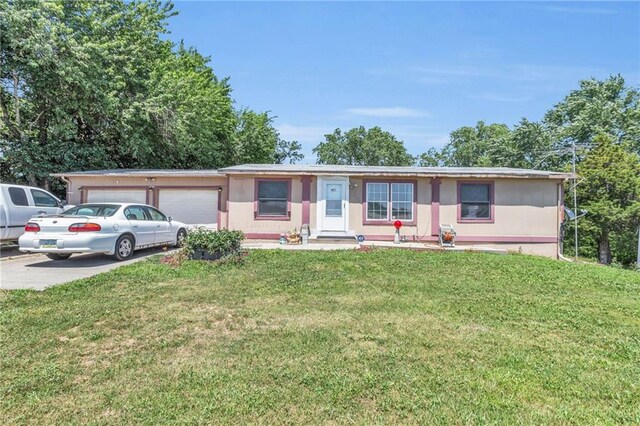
[62,204,120,217]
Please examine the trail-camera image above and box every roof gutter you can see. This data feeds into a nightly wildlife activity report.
[221,171,574,180]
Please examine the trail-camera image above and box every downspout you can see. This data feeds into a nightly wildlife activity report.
[225,175,230,229]
[557,180,573,262]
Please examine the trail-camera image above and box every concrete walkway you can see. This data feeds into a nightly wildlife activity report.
[0,247,174,291]
[243,241,360,250]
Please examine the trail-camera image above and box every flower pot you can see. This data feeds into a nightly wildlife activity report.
[190,248,223,261]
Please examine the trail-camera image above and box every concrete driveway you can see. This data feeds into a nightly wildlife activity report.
[0,246,173,291]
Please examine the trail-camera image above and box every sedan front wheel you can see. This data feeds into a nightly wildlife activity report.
[113,234,135,261]
[175,228,187,248]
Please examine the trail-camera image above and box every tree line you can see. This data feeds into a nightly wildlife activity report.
[313,76,639,267]
[0,0,303,190]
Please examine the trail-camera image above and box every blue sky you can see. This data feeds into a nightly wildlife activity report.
[167,1,640,161]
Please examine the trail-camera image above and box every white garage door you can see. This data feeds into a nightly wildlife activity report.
[158,189,218,228]
[86,189,147,204]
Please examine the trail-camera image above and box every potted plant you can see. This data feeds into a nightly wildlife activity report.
[286,228,302,244]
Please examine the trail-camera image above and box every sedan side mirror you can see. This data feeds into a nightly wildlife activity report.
[167,216,173,222]
[58,200,68,208]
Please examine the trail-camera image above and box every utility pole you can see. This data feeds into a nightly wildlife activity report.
[572,140,578,261]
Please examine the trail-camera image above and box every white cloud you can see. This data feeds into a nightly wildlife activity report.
[346,107,430,118]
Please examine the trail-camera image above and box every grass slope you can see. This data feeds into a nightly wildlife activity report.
[1,250,639,424]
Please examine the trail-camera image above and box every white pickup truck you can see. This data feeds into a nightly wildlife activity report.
[0,184,69,242]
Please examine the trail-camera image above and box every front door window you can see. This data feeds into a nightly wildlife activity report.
[325,183,343,217]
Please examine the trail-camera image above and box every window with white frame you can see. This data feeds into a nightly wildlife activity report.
[366,182,414,221]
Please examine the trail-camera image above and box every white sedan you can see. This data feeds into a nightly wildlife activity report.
[18,203,188,261]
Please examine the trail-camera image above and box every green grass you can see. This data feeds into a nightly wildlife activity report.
[1,250,639,424]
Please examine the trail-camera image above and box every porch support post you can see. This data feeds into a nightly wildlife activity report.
[302,176,312,226]
[430,178,441,236]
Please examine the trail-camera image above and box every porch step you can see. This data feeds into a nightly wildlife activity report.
[312,231,357,241]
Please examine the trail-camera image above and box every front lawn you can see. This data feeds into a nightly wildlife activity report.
[1,250,639,424]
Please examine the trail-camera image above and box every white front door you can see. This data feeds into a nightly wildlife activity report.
[322,180,347,231]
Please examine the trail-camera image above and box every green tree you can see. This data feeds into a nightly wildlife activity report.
[544,75,640,158]
[313,126,414,166]
[420,119,554,169]
[0,0,177,187]
[508,118,554,169]
[274,139,304,164]
[143,42,236,169]
[426,121,512,167]
[232,110,280,164]
[571,134,640,265]
[0,0,289,191]
[417,147,445,167]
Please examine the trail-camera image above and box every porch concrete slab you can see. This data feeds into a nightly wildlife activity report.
[243,241,359,250]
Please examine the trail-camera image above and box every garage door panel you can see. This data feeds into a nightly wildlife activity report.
[86,189,147,204]
[158,189,218,227]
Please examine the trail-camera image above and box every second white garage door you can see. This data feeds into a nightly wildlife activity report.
[157,189,218,228]
[86,189,147,204]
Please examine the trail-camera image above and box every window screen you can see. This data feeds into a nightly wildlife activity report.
[257,181,289,217]
[460,183,492,219]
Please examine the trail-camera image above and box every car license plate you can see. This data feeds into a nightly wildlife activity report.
[40,239,57,248]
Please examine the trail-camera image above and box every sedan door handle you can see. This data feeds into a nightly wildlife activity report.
[38,211,46,215]
[133,225,139,228]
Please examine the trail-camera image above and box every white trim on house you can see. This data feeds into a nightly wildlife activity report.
[365,182,415,222]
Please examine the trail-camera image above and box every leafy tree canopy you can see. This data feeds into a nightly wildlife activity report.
[0,0,301,188]
[545,75,640,156]
[313,126,415,166]
[573,134,640,265]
